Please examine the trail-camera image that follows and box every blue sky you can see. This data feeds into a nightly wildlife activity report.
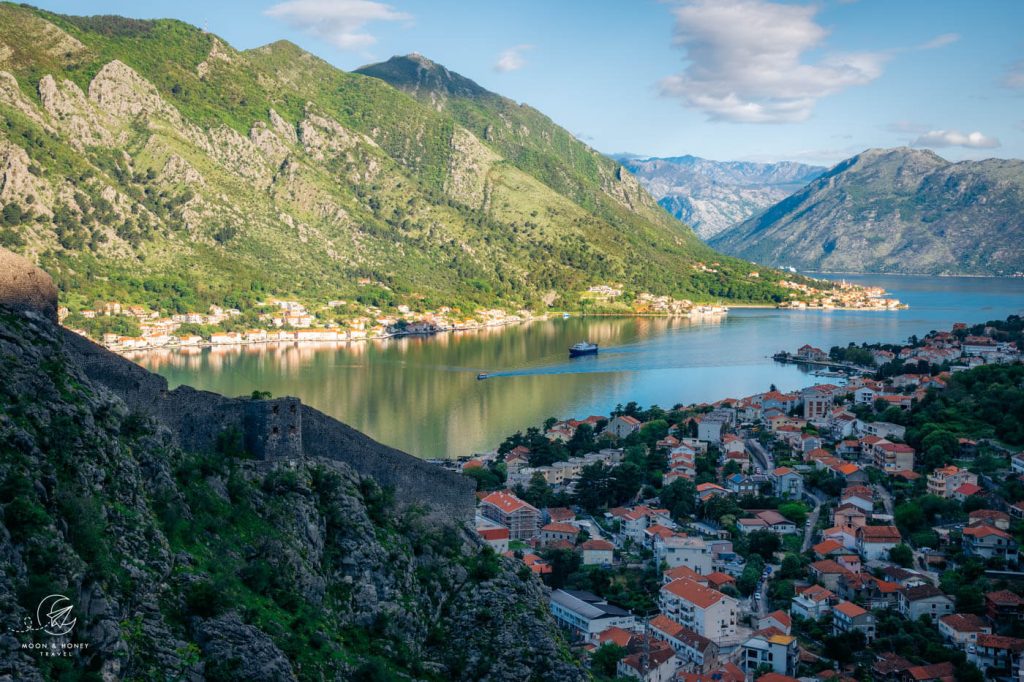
[29,0,1024,166]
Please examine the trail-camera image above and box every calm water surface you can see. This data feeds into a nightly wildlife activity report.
[136,275,1024,459]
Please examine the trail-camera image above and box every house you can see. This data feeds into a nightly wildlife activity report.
[962,525,1017,564]
[791,584,836,620]
[479,491,540,540]
[769,467,804,500]
[540,522,580,548]
[898,585,954,621]
[834,506,867,529]
[880,566,931,589]
[841,486,874,514]
[549,589,635,641]
[937,613,991,650]
[476,526,510,552]
[872,442,916,472]
[656,535,713,574]
[606,415,642,439]
[698,409,734,444]
[741,631,798,677]
[754,510,798,535]
[856,526,902,561]
[968,509,1010,531]
[970,634,1024,677]
[809,560,851,591]
[517,552,552,575]
[901,661,956,682]
[649,614,720,672]
[926,465,977,499]
[660,578,739,641]
[617,645,678,682]
[813,539,845,559]
[705,572,737,592]
[985,590,1024,623]
[581,539,615,566]
[796,344,828,362]
[725,474,759,495]
[758,610,792,635]
[832,600,875,641]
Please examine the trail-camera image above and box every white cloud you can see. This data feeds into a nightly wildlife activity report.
[494,44,533,73]
[659,0,888,124]
[265,0,410,51]
[918,33,959,50]
[1003,60,1024,90]
[911,129,1001,149]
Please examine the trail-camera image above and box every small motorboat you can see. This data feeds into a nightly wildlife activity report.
[562,312,570,319]
[477,373,489,380]
[569,341,598,357]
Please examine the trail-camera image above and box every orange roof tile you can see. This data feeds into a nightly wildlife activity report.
[834,600,867,618]
[663,577,729,609]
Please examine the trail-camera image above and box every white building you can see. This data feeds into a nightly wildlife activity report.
[655,535,713,574]
[659,578,738,642]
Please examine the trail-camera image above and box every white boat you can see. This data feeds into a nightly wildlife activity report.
[569,341,598,357]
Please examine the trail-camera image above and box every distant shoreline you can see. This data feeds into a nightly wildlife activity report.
[114,304,904,358]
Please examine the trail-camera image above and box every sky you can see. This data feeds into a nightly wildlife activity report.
[28,0,1024,167]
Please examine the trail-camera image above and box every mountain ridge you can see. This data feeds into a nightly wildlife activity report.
[618,154,825,239]
[0,6,822,326]
[709,146,1024,276]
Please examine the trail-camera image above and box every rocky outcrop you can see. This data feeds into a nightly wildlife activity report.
[89,60,181,123]
[0,247,57,321]
[0,299,581,680]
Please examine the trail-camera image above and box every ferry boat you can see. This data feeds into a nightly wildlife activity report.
[569,341,598,357]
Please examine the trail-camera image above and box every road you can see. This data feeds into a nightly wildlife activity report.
[874,484,894,516]
[746,437,774,472]
[801,489,828,552]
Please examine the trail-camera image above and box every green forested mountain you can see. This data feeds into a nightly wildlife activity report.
[0,5,817,316]
[710,147,1024,275]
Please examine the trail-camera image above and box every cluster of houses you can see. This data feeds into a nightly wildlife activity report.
[61,298,531,353]
[463,320,1024,680]
[774,279,903,310]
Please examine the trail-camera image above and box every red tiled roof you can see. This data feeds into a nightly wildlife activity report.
[857,525,901,542]
[954,483,982,496]
[834,600,867,618]
[963,525,1011,539]
[813,539,844,555]
[986,590,1024,606]
[581,539,614,551]
[977,633,1024,651]
[597,626,634,648]
[664,565,706,583]
[477,527,509,541]
[939,613,989,633]
[810,560,849,575]
[906,661,955,681]
[541,522,579,534]
[765,610,791,628]
[663,577,729,609]
[481,490,537,514]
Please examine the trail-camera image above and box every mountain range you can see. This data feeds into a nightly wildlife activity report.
[0,4,813,321]
[616,154,824,239]
[709,147,1024,275]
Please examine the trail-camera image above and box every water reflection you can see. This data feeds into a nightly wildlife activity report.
[135,275,1024,459]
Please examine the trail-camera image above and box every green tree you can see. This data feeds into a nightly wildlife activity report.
[888,543,913,568]
[659,478,696,519]
[747,530,781,561]
[590,643,627,679]
[778,501,808,527]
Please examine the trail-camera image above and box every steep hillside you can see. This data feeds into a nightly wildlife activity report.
[618,155,824,239]
[0,251,582,681]
[710,148,1024,275]
[0,4,814,325]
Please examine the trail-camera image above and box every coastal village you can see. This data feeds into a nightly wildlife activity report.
[459,317,1024,681]
[55,278,900,355]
